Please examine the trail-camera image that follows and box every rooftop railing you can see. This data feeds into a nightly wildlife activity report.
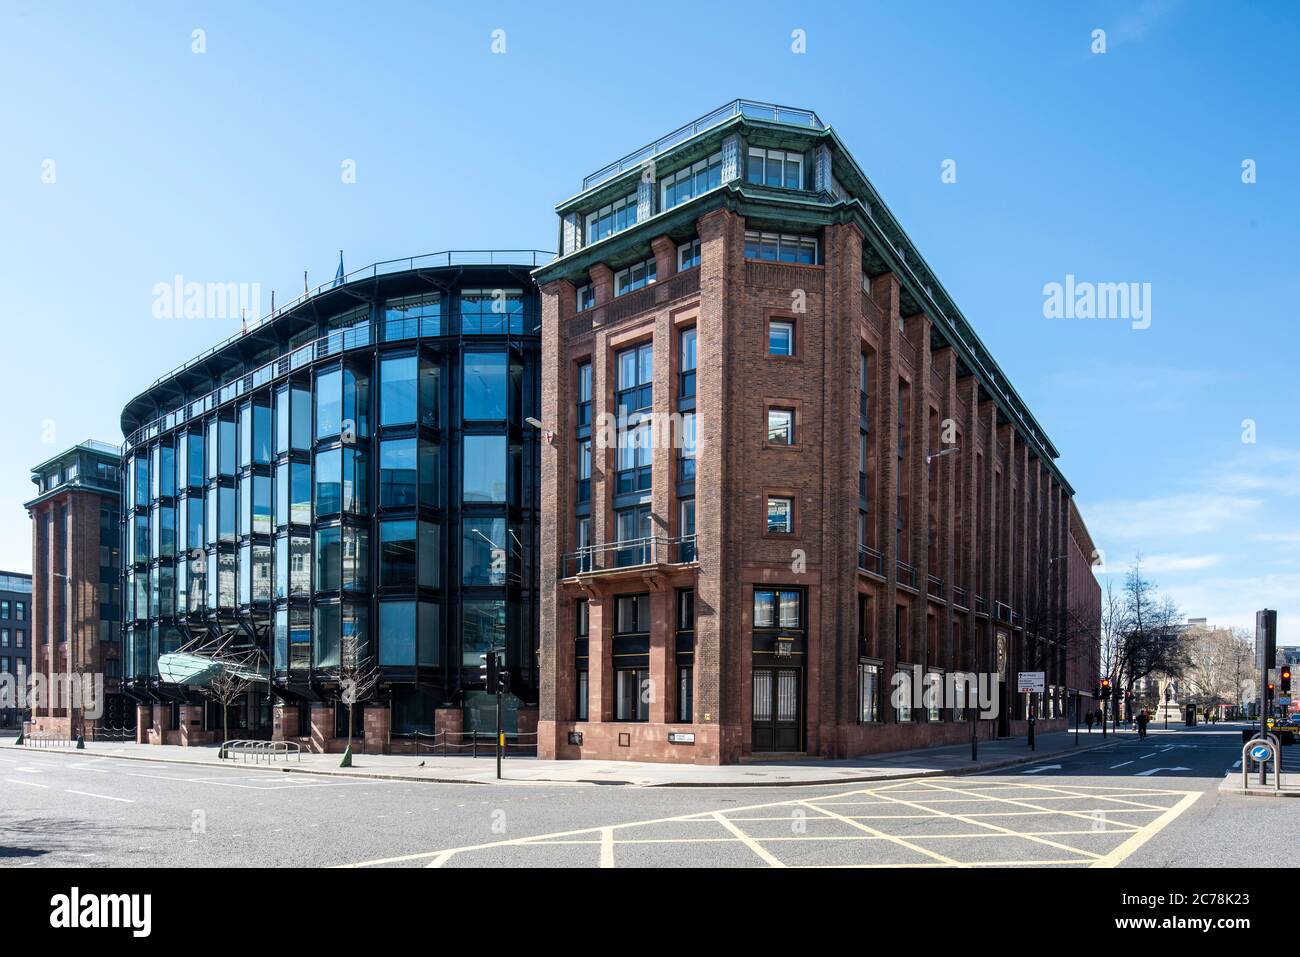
[141,250,553,394]
[581,99,825,191]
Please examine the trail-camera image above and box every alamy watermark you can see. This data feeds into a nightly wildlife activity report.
[0,667,104,719]
[152,275,262,322]
[1042,274,1151,330]
[892,666,1000,719]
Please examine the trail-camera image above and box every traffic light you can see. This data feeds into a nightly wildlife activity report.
[1100,678,1111,700]
[496,668,510,695]
[479,650,498,689]
[1266,681,1275,700]
[1282,666,1292,695]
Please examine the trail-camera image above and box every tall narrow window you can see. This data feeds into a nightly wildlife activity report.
[576,439,591,504]
[380,355,418,427]
[679,328,697,399]
[464,352,507,421]
[576,362,592,427]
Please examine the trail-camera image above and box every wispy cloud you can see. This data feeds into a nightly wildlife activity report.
[1162,572,1300,643]
[1138,553,1224,573]
[1042,362,1225,415]
[1111,0,1183,47]
[1084,492,1259,542]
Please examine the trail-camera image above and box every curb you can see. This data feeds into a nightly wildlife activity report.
[2,736,1119,789]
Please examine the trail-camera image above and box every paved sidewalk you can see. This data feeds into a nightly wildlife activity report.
[3,727,1126,787]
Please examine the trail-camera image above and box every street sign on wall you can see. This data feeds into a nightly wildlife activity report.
[1017,672,1045,693]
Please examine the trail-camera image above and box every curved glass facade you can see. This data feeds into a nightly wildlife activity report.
[119,262,543,735]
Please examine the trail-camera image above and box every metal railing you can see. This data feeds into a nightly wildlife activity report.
[404,730,539,757]
[23,731,75,748]
[953,586,968,608]
[580,99,826,191]
[125,296,539,449]
[562,535,697,578]
[220,739,301,763]
[91,725,136,742]
[857,544,884,575]
[131,250,553,421]
[927,575,945,599]
[896,560,917,588]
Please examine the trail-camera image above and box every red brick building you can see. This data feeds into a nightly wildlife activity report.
[534,100,1101,764]
[24,440,127,738]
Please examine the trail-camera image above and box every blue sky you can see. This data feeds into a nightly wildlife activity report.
[2,0,1297,638]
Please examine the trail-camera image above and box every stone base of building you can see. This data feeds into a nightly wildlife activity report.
[134,703,216,747]
[24,714,139,742]
[539,720,737,764]
[540,717,1071,765]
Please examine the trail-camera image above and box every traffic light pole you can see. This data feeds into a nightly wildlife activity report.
[495,679,502,781]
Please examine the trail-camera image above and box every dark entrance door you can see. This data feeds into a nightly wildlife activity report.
[752,667,802,752]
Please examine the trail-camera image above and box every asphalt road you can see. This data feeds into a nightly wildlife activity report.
[0,721,1292,868]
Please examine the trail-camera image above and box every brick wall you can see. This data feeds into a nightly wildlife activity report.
[539,208,1096,764]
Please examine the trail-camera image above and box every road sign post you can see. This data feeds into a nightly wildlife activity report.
[1243,735,1280,792]
[1017,673,1044,751]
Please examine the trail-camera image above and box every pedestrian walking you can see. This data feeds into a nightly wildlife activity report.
[1085,710,1094,733]
[1136,709,1149,740]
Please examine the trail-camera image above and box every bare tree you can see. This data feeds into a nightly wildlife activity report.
[1228,626,1255,715]
[335,634,381,766]
[201,664,250,755]
[1114,558,1185,721]
[338,661,381,752]
[1180,621,1248,712]
[1099,577,1126,693]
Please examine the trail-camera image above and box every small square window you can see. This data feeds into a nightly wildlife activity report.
[767,408,794,445]
[767,496,793,534]
[768,320,794,356]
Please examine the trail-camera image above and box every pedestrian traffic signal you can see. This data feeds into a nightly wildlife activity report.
[1282,666,1292,694]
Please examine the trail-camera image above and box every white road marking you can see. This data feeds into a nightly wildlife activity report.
[66,789,132,803]
[1109,761,1134,769]
[5,778,48,788]
[1134,767,1190,777]
[1020,765,1061,774]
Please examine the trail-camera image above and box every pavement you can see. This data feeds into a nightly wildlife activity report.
[1,726,1123,787]
[3,721,1291,868]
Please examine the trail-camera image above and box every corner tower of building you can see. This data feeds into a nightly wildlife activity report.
[24,441,126,736]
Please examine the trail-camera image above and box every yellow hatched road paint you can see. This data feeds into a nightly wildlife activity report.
[340,778,1202,869]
